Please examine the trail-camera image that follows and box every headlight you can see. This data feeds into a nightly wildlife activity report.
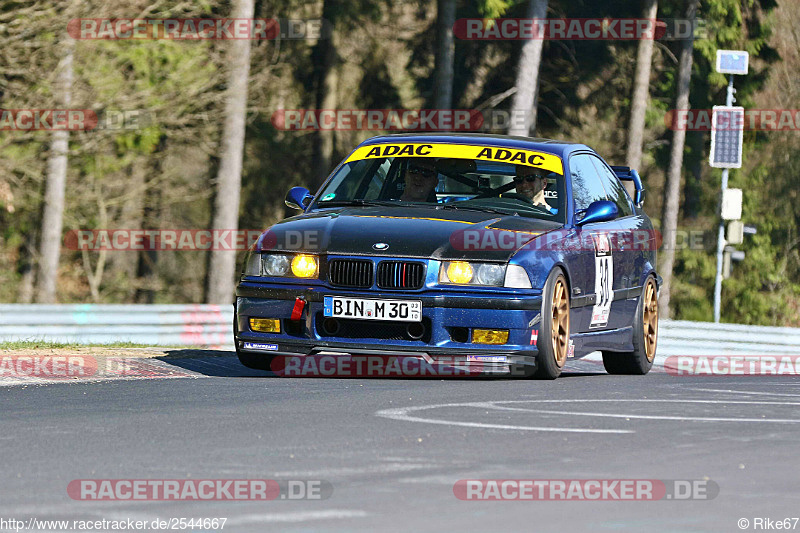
[263,254,290,276]
[291,254,318,278]
[248,253,318,279]
[475,263,505,285]
[446,261,474,284]
[439,261,505,286]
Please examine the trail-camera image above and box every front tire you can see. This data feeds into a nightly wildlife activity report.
[236,348,275,371]
[602,275,658,375]
[533,268,571,380]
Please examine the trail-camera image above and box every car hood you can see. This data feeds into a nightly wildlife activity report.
[256,206,564,261]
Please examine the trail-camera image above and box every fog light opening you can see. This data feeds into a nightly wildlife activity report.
[406,322,426,340]
[249,318,281,333]
[322,317,340,336]
[472,329,510,345]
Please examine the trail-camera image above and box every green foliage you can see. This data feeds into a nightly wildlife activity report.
[476,0,518,18]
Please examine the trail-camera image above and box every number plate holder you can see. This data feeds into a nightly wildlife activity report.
[323,296,422,322]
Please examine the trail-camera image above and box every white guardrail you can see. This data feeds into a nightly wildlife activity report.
[2,304,800,355]
[0,304,233,348]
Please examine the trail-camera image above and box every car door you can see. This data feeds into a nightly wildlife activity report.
[568,153,625,332]
[589,155,642,326]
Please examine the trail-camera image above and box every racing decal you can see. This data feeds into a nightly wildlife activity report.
[467,355,508,363]
[530,329,538,346]
[567,339,575,358]
[590,233,613,329]
[243,342,279,351]
[344,143,564,174]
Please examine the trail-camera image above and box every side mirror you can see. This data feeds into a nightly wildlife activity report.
[576,200,618,226]
[285,186,312,210]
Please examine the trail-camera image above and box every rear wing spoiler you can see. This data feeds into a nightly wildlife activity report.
[610,166,645,208]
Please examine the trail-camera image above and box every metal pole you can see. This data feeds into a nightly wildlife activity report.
[713,75,735,323]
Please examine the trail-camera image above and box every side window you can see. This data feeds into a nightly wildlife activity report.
[569,154,609,212]
[590,156,633,217]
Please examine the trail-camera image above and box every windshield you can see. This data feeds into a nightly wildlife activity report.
[311,149,566,223]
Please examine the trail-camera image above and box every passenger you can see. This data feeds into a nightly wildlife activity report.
[400,159,438,202]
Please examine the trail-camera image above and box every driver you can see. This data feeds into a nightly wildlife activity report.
[400,159,438,202]
[514,164,552,210]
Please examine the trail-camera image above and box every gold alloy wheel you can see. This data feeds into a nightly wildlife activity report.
[643,278,659,362]
[551,277,570,368]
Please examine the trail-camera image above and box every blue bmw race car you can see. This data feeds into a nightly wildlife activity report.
[234,133,659,379]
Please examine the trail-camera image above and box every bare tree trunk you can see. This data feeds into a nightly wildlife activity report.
[507,0,548,137]
[134,189,160,304]
[81,195,108,303]
[434,0,456,111]
[529,77,541,136]
[310,0,340,189]
[626,0,658,181]
[135,147,165,304]
[311,62,338,188]
[206,0,254,305]
[118,162,146,297]
[36,35,74,303]
[658,0,697,318]
[16,236,36,303]
[682,130,703,217]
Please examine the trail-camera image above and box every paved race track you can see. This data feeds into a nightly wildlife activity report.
[1,352,799,532]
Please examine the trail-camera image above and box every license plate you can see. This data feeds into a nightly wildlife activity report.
[323,296,422,322]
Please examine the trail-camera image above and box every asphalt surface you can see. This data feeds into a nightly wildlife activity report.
[2,353,800,532]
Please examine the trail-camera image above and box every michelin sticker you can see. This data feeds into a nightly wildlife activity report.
[243,342,279,351]
[590,233,613,329]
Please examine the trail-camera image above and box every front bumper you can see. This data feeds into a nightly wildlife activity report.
[235,280,543,370]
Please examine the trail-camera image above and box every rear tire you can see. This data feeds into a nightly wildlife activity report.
[602,275,658,375]
[533,268,571,380]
